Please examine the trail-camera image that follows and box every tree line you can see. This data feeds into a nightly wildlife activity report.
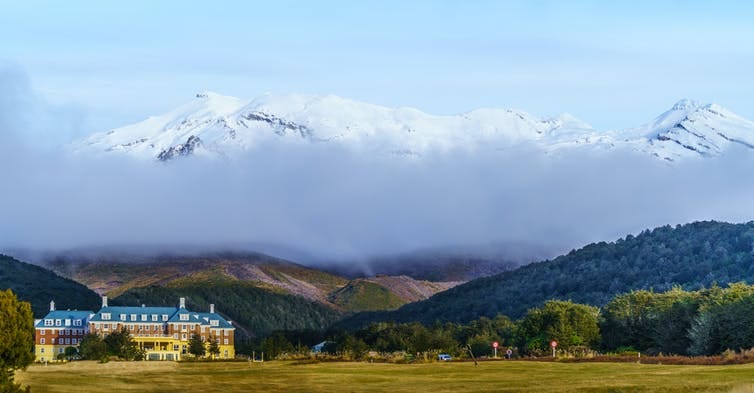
[250,283,754,359]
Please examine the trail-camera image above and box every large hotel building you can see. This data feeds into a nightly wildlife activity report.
[34,297,235,362]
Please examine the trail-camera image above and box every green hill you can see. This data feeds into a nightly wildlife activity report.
[339,221,754,328]
[0,254,100,317]
[113,281,343,337]
[328,279,407,312]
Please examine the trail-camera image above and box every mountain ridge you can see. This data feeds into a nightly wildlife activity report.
[72,93,754,162]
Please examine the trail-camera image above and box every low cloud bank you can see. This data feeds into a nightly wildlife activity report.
[2,67,754,265]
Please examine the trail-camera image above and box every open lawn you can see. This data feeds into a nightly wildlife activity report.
[15,360,754,393]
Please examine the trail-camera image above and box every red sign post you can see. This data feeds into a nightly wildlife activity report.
[550,340,558,358]
[492,341,499,358]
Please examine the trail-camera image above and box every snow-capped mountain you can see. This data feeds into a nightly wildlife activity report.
[73,93,754,162]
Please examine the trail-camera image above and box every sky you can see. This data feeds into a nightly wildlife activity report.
[2,1,754,137]
[2,1,754,265]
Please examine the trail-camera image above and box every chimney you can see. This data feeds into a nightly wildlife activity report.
[50,300,55,312]
[179,297,186,309]
[102,296,108,308]
[210,304,215,313]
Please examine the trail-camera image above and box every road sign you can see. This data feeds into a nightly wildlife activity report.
[550,341,558,348]
[492,342,499,348]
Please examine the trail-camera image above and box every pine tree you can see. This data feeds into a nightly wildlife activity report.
[188,333,206,358]
[208,334,220,359]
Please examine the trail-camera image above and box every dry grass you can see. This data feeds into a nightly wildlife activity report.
[15,359,754,393]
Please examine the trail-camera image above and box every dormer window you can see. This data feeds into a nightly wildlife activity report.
[162,315,168,321]
[73,320,82,326]
[130,314,137,321]
[141,314,147,321]
[152,315,158,322]
[55,319,62,326]
[179,314,189,321]
[44,319,53,326]
[210,320,219,327]
[120,314,126,321]
[101,313,111,321]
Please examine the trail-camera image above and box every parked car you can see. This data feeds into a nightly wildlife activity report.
[438,354,452,361]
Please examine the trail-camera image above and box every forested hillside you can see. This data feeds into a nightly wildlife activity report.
[113,281,343,337]
[0,254,100,317]
[340,221,754,328]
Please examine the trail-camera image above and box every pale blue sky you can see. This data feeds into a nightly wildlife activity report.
[2,0,754,136]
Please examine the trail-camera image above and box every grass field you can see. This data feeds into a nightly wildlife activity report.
[15,360,754,393]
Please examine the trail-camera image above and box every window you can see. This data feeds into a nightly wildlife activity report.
[72,339,78,345]
[162,314,168,321]
[173,345,179,351]
[129,324,135,330]
[179,314,189,321]
[224,338,229,345]
[173,333,179,339]
[40,338,45,344]
[51,338,55,344]
[74,320,82,326]
[102,313,111,320]
[152,315,158,322]
[65,338,70,345]
[59,348,64,353]
[64,319,71,326]
[44,319,53,326]
[141,314,147,321]
[210,320,219,326]
[120,314,126,321]
[40,348,45,353]
[182,324,187,331]
[130,314,136,321]
[40,329,46,335]
[181,333,187,340]
[55,319,62,326]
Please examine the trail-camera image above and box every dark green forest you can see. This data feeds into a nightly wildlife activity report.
[0,255,100,317]
[262,284,754,359]
[113,282,343,338]
[340,221,754,328]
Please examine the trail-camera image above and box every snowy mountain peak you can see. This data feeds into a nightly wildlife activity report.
[71,94,754,163]
[671,98,703,111]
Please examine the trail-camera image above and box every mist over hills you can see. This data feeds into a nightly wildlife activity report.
[3,80,754,267]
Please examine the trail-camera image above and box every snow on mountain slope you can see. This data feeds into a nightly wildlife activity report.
[72,93,754,162]
[629,99,754,161]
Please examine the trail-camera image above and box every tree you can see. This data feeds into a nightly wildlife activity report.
[188,334,206,358]
[104,328,141,360]
[0,289,34,393]
[208,334,220,359]
[79,333,107,361]
[518,300,600,355]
